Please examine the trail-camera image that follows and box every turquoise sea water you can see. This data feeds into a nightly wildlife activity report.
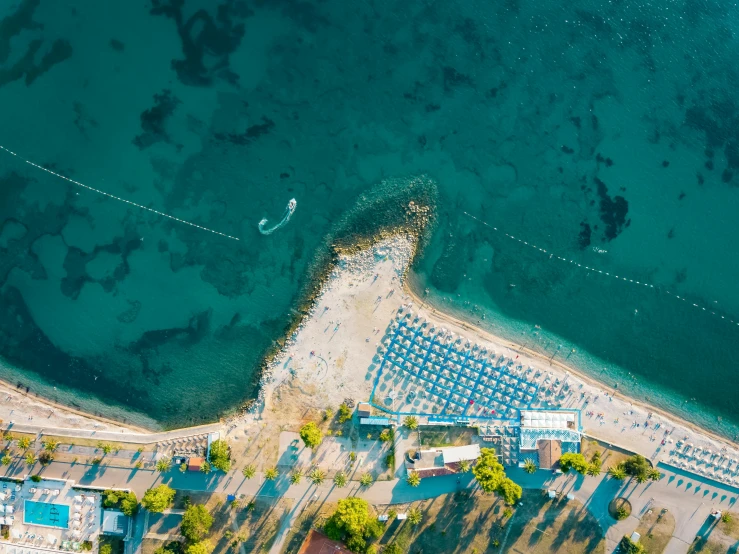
[0,0,738,432]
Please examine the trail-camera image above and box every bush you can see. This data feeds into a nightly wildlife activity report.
[379,429,394,443]
[30,475,41,483]
[99,544,112,554]
[208,440,231,472]
[181,504,213,542]
[559,453,588,474]
[619,535,646,554]
[338,403,352,423]
[300,422,323,449]
[385,453,395,469]
[722,513,732,524]
[142,485,175,513]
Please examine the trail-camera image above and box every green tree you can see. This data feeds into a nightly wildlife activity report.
[379,429,394,443]
[99,544,112,554]
[608,465,626,480]
[472,448,505,493]
[103,490,120,509]
[403,416,418,430]
[383,544,403,554]
[181,504,213,542]
[42,439,59,452]
[359,473,373,487]
[119,491,139,516]
[458,459,471,473]
[200,461,212,475]
[586,463,601,477]
[407,508,423,526]
[156,457,172,473]
[265,467,279,481]
[648,468,661,481]
[184,541,213,554]
[1,454,11,466]
[25,452,36,466]
[407,471,421,487]
[180,463,187,473]
[338,403,352,423]
[154,542,182,554]
[299,422,323,449]
[38,451,53,466]
[17,437,31,450]
[142,485,175,513]
[324,498,380,552]
[497,478,522,505]
[208,440,231,472]
[290,470,303,485]
[242,465,256,479]
[722,513,732,524]
[523,458,537,474]
[309,468,326,485]
[559,453,588,474]
[334,471,348,488]
[623,454,651,481]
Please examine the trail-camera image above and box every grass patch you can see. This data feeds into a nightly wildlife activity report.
[505,490,605,554]
[688,538,732,554]
[634,507,675,554]
[581,438,631,471]
[378,491,507,553]
[418,426,476,448]
[716,511,739,540]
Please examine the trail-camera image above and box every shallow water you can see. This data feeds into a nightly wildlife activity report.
[0,0,738,430]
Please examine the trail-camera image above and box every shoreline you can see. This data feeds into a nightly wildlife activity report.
[404,283,738,450]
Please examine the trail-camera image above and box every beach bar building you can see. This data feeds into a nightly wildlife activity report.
[518,410,582,470]
[405,444,481,477]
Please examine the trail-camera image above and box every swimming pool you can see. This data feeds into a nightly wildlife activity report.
[23,500,70,528]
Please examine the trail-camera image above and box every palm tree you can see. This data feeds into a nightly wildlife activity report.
[407,471,421,487]
[586,463,601,477]
[648,469,661,481]
[608,466,626,480]
[635,473,648,484]
[200,461,212,474]
[403,416,418,430]
[290,470,303,485]
[407,507,423,525]
[25,452,36,467]
[1,455,11,466]
[458,460,471,473]
[242,465,256,479]
[265,467,279,481]
[42,439,59,453]
[309,468,326,485]
[359,473,373,487]
[523,459,537,474]
[333,472,347,488]
[156,457,171,473]
[17,437,31,450]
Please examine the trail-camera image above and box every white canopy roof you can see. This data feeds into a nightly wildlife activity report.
[521,410,576,429]
[441,444,481,465]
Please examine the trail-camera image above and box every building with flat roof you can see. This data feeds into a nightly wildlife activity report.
[357,403,372,418]
[101,510,128,536]
[405,444,481,477]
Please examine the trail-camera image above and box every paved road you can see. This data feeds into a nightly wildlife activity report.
[2,422,220,444]
[6,454,738,554]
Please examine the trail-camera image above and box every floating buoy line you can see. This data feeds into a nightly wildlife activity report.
[0,145,240,241]
[463,210,738,328]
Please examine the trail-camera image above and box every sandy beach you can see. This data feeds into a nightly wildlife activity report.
[1,230,737,480]
[246,233,739,477]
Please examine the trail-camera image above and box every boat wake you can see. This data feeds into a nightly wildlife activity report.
[259,198,297,235]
